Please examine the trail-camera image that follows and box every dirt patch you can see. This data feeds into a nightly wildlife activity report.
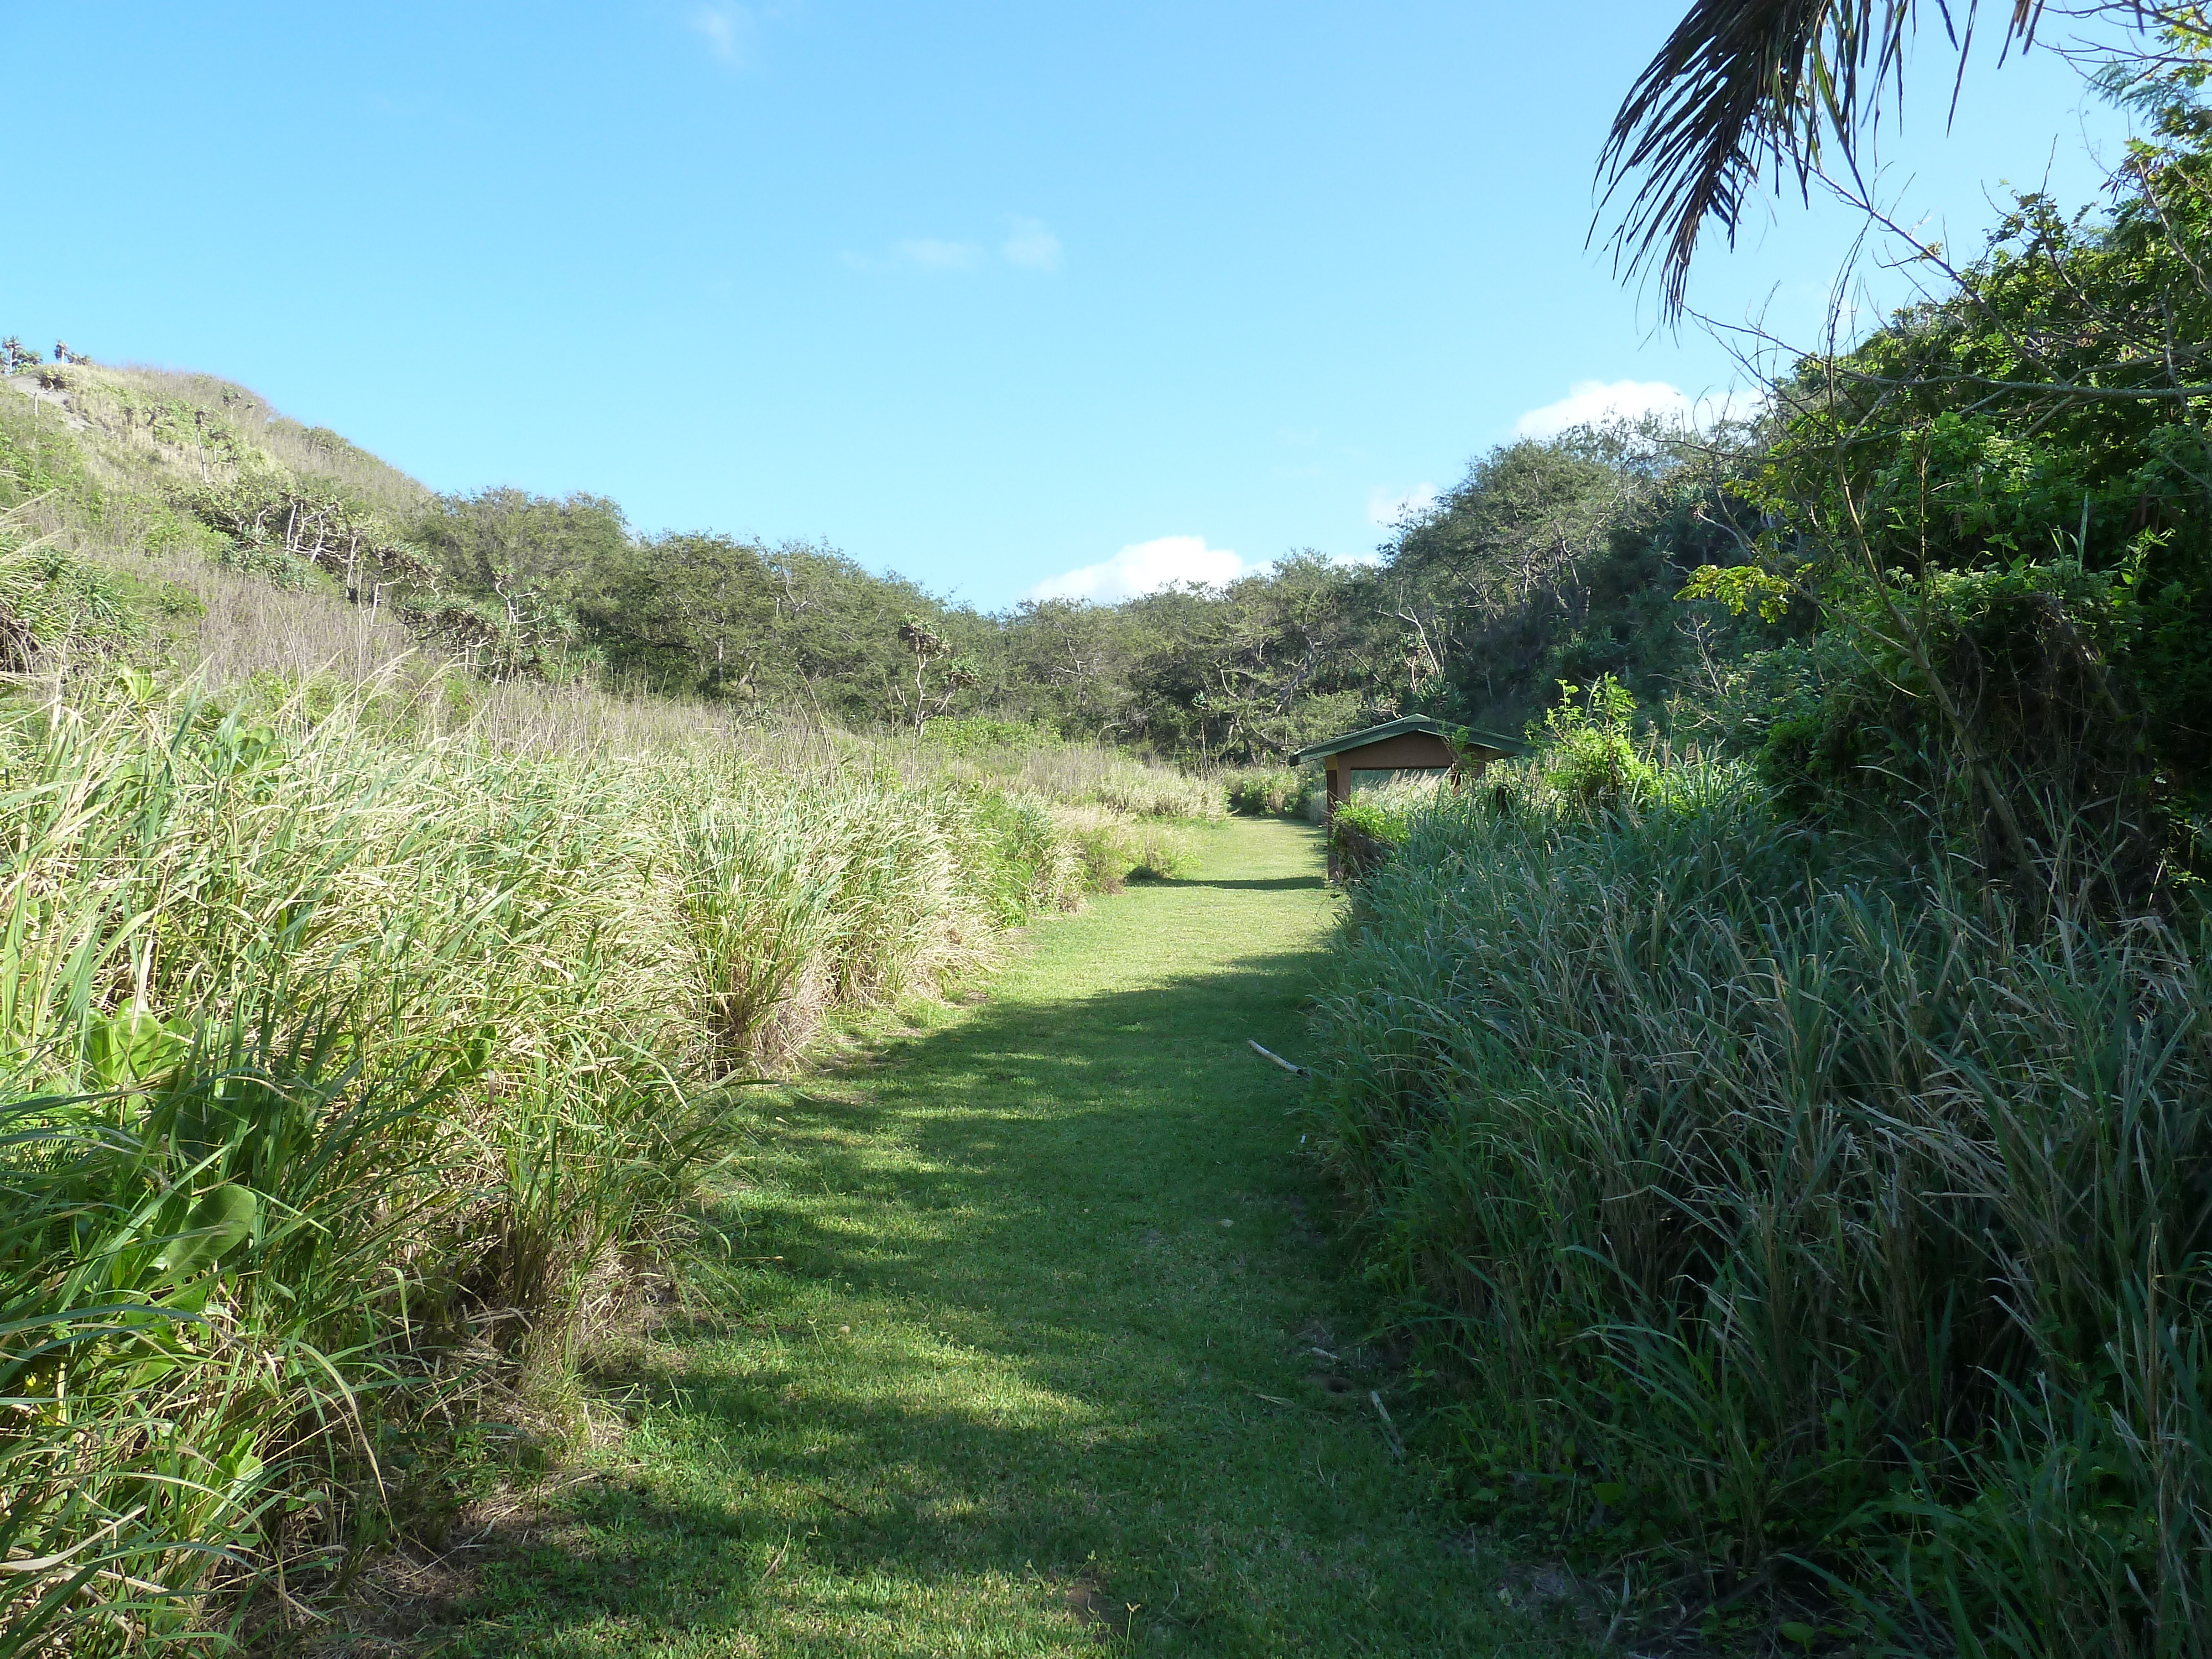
[290,1479,611,1656]
[1065,1578,1136,1636]
[3,374,88,429]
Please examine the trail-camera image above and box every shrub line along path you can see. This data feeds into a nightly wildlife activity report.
[444,819,1564,1656]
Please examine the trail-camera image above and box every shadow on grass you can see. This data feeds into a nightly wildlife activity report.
[1156,874,1331,893]
[436,925,1521,1656]
[681,943,1350,1353]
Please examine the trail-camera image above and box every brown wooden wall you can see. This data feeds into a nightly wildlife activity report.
[1322,733,1492,811]
[1337,733,1459,770]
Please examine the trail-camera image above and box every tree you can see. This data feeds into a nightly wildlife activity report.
[1376,422,1761,730]
[1003,597,1134,737]
[580,532,780,700]
[890,615,980,732]
[411,488,629,678]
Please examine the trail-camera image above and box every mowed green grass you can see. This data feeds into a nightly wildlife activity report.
[442,819,1577,1657]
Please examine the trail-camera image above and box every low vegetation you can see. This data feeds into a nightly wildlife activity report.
[1324,770,1451,850]
[1311,749,2211,1650]
[415,819,1566,1656]
[1222,764,1308,817]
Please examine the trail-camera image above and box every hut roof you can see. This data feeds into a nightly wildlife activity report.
[1291,714,1524,764]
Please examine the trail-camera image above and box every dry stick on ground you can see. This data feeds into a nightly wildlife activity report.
[1247,1040,1308,1078]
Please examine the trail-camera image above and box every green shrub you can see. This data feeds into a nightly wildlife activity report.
[1225,766,1301,815]
[1331,794,1410,847]
[1524,672,1656,806]
[1331,769,1453,856]
[210,535,317,589]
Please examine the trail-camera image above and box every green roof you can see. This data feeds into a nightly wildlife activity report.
[1292,714,1524,764]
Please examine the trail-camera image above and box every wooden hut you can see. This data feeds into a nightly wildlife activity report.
[1293,716,1519,877]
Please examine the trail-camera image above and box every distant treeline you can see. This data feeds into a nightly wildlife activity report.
[194,420,1766,767]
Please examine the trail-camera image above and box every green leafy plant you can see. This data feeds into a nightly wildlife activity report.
[1526,674,1655,807]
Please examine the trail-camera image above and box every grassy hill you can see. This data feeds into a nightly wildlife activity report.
[0,359,431,693]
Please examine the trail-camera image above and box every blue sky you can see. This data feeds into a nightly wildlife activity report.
[19,3,2138,608]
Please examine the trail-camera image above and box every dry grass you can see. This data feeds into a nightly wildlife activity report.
[77,363,430,517]
[904,735,1223,819]
[112,548,428,686]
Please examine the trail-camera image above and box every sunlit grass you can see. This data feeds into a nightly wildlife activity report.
[431,820,1575,1657]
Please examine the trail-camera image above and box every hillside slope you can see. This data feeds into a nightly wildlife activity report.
[0,359,431,690]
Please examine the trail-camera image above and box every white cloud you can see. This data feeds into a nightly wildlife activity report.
[843,218,1063,276]
[1514,379,1692,439]
[1027,535,1254,604]
[690,3,754,64]
[895,238,986,271]
[1513,379,1764,439]
[1000,217,1062,272]
[1366,482,1437,528]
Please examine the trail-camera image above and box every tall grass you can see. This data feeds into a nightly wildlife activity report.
[1306,764,2212,1653]
[62,366,430,519]
[914,725,1224,820]
[0,677,1088,1652]
[106,550,424,690]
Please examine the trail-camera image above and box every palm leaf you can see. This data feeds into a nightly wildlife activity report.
[1599,0,2051,314]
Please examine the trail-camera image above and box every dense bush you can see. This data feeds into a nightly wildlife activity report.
[1329,770,1452,849]
[1224,765,1302,816]
[1306,768,2212,1653]
[1328,794,1406,847]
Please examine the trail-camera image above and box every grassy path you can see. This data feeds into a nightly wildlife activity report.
[445,819,1561,1656]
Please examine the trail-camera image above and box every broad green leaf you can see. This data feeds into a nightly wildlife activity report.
[159,1185,258,1280]
[85,1010,188,1091]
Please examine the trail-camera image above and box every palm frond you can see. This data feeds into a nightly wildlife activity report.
[1599,0,2046,315]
